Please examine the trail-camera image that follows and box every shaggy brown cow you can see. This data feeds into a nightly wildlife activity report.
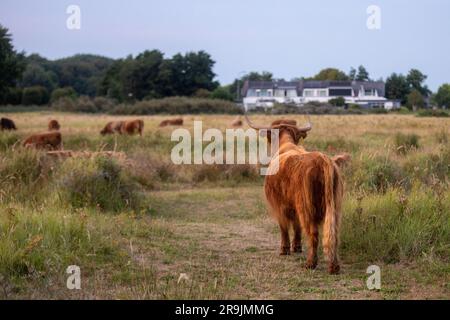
[159,118,183,127]
[23,132,62,150]
[1,117,17,130]
[231,116,243,127]
[120,119,144,136]
[245,115,344,274]
[100,121,124,135]
[48,119,61,131]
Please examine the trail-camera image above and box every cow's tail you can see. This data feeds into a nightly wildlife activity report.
[322,157,341,273]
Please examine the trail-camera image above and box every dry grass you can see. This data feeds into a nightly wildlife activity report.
[0,112,449,299]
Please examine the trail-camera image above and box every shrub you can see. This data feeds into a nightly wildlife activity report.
[416,109,449,118]
[210,87,234,101]
[1,87,23,105]
[51,96,117,113]
[50,87,77,102]
[341,187,450,263]
[394,133,420,155]
[21,86,49,105]
[348,155,408,193]
[110,97,242,115]
[57,157,142,212]
[0,149,54,202]
[329,97,345,106]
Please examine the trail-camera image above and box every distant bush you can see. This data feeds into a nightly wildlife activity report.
[51,96,117,113]
[416,109,449,118]
[21,86,49,105]
[50,86,77,102]
[329,97,345,106]
[394,133,420,155]
[110,97,242,115]
[210,87,234,101]
[57,157,142,212]
[1,87,23,105]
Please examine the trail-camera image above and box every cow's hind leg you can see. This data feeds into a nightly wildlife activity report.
[291,216,302,253]
[304,224,319,269]
[278,215,291,255]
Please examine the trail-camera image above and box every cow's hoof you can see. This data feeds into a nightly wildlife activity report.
[304,261,317,270]
[291,245,302,254]
[328,264,340,275]
[279,247,291,255]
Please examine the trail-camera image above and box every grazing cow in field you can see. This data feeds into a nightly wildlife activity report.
[332,153,351,169]
[120,119,144,136]
[231,116,243,127]
[1,117,17,131]
[23,132,62,150]
[159,118,183,127]
[100,121,124,135]
[245,115,345,274]
[48,119,61,131]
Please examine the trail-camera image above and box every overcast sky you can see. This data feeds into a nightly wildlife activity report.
[1,0,449,90]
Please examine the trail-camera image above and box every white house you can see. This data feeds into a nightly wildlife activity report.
[242,79,395,110]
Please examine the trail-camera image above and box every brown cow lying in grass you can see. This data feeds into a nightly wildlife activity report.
[48,119,61,131]
[23,132,62,150]
[159,118,183,127]
[100,119,144,136]
[245,115,345,274]
[1,117,17,130]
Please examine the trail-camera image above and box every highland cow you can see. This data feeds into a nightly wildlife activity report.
[120,119,144,136]
[23,131,62,150]
[159,118,183,127]
[100,121,124,135]
[48,119,61,131]
[245,115,344,274]
[1,117,17,131]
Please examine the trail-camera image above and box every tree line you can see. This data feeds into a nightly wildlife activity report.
[1,24,449,109]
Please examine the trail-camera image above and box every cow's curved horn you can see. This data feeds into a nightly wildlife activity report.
[244,113,271,130]
[297,114,312,132]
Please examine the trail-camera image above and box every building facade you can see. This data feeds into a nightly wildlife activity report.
[241,79,395,110]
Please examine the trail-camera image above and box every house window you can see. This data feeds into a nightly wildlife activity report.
[329,88,352,96]
[365,89,374,96]
[286,89,297,97]
[256,90,261,97]
[304,89,315,97]
[318,89,327,97]
[267,90,273,97]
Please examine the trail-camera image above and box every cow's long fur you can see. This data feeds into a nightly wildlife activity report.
[23,132,62,150]
[1,117,17,130]
[120,119,144,136]
[48,119,61,131]
[263,119,344,274]
[100,119,143,136]
[159,118,183,127]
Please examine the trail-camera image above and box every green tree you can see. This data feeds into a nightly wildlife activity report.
[385,73,410,104]
[406,89,425,110]
[51,86,77,102]
[311,68,350,81]
[0,25,25,103]
[348,67,356,80]
[211,86,234,101]
[434,83,450,108]
[356,65,370,81]
[406,69,430,97]
[22,86,49,105]
[21,63,57,92]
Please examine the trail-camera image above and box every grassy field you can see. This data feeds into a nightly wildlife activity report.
[0,111,449,299]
